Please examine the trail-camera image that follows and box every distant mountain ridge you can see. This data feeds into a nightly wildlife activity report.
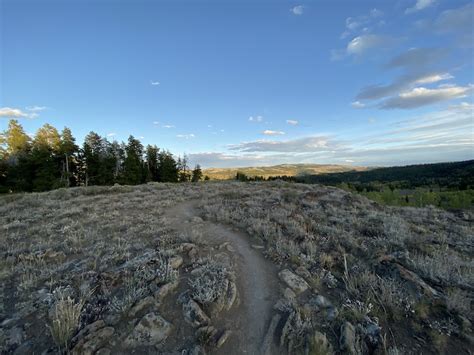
[203,163,367,180]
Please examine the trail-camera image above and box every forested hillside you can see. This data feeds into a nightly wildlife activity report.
[0,119,203,193]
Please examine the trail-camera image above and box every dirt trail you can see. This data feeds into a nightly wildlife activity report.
[166,201,282,354]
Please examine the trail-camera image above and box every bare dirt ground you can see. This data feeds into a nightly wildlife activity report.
[166,201,281,354]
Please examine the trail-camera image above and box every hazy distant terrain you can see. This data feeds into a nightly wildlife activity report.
[203,163,368,180]
[1,182,472,354]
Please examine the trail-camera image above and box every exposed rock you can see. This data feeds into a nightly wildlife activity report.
[225,281,238,311]
[340,322,357,354]
[180,243,197,252]
[307,331,333,354]
[283,288,296,301]
[313,295,332,308]
[196,325,218,345]
[188,248,199,261]
[278,269,309,294]
[169,255,183,269]
[261,314,281,355]
[128,296,155,318]
[182,299,211,327]
[251,244,265,250]
[295,266,311,280]
[95,348,111,355]
[124,312,172,347]
[72,326,114,355]
[154,281,179,301]
[72,320,106,344]
[215,330,232,348]
[226,244,236,253]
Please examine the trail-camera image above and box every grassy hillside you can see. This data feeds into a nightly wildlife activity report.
[203,163,367,180]
[294,160,474,210]
[1,182,472,354]
[297,160,474,188]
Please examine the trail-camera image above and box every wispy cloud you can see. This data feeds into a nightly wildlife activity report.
[107,132,116,137]
[380,84,473,109]
[26,106,48,112]
[150,80,160,86]
[229,136,335,153]
[262,130,285,136]
[346,34,393,56]
[405,0,436,14]
[286,120,299,126]
[176,133,195,139]
[249,115,263,122]
[351,101,366,108]
[290,5,304,16]
[163,124,175,128]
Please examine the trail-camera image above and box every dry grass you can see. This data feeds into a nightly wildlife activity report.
[1,181,472,354]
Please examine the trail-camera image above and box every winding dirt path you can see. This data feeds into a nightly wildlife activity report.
[166,201,282,354]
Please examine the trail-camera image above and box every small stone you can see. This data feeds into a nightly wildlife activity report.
[308,331,333,354]
[278,269,309,294]
[295,266,311,280]
[283,288,296,300]
[251,245,264,250]
[340,322,357,354]
[182,299,210,327]
[215,330,232,348]
[154,281,179,301]
[128,296,155,318]
[125,312,172,347]
[313,295,332,308]
[169,255,183,269]
[72,327,114,355]
[225,281,238,311]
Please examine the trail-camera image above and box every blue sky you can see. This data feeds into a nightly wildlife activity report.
[1,0,473,167]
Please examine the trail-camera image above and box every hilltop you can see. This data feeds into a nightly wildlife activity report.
[1,181,472,354]
[203,163,367,180]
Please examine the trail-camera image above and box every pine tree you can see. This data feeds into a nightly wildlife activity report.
[145,145,159,182]
[59,127,78,187]
[122,136,144,185]
[31,124,63,191]
[191,164,203,182]
[158,151,178,182]
[82,132,103,186]
[3,119,31,155]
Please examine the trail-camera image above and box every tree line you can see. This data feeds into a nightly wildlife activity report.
[0,119,205,193]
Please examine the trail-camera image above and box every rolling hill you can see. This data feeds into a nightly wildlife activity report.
[202,163,368,180]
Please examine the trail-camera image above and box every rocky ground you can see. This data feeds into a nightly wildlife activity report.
[0,181,473,354]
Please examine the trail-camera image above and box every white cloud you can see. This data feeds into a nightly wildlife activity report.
[262,130,285,136]
[414,73,453,85]
[351,101,366,108]
[249,115,263,122]
[150,81,160,86]
[0,107,37,119]
[176,133,195,139]
[107,132,116,137]
[26,106,47,112]
[346,34,388,55]
[163,124,175,128]
[381,84,473,109]
[406,0,436,14]
[286,120,299,126]
[229,136,335,153]
[153,121,159,125]
[290,5,304,15]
